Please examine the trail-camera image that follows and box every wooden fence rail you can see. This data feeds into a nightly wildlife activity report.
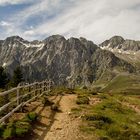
[0,80,54,124]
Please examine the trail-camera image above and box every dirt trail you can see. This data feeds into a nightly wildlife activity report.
[44,94,81,140]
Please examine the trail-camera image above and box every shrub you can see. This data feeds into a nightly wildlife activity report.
[23,112,37,122]
[88,91,98,95]
[66,89,76,94]
[3,123,15,139]
[76,95,89,104]
[0,112,37,139]
[27,112,37,121]
[81,86,88,89]
[15,121,31,137]
[0,124,5,137]
[99,94,108,99]
[84,114,113,124]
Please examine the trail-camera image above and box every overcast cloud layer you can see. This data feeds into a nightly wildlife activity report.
[0,0,140,43]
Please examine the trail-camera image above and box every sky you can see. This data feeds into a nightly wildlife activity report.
[0,0,140,44]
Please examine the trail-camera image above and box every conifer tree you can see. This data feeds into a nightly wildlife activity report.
[12,66,23,87]
[0,66,8,88]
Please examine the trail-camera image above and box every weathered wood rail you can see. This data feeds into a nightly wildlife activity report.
[0,80,54,124]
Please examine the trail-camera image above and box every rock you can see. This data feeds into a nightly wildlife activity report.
[100,35,140,51]
[67,111,71,115]
[56,127,62,130]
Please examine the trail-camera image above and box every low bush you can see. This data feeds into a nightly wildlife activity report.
[2,121,31,139]
[76,95,89,104]
[81,86,88,89]
[27,112,37,121]
[15,121,31,137]
[88,91,98,95]
[3,123,15,139]
[0,124,6,137]
[0,112,37,139]
[66,89,76,94]
[84,114,113,124]
[98,94,108,99]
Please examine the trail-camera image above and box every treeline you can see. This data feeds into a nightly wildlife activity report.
[0,66,23,89]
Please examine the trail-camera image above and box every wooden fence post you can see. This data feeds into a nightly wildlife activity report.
[46,82,48,95]
[40,83,42,94]
[35,83,38,96]
[29,84,31,92]
[28,83,31,99]
[17,86,20,106]
[44,81,46,92]
[4,94,9,114]
[49,80,51,92]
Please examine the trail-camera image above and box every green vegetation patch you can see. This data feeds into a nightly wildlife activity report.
[80,94,140,140]
[76,95,89,104]
[15,121,31,137]
[23,112,37,122]
[101,75,140,94]
[0,112,37,139]
[2,123,16,139]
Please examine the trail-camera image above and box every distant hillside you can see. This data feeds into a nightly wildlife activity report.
[101,74,140,94]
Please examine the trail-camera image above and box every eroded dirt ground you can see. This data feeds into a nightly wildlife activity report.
[25,94,86,140]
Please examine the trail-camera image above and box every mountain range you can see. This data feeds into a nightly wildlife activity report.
[0,35,139,88]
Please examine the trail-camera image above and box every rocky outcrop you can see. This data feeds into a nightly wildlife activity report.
[100,36,140,52]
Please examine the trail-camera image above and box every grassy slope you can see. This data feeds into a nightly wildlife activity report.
[72,90,140,140]
[100,74,140,94]
[93,70,116,87]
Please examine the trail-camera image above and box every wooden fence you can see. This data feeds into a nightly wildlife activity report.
[0,80,54,124]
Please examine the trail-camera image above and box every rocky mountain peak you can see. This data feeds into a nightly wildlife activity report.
[5,36,24,42]
[100,36,140,53]
[43,35,66,43]
[79,37,87,42]
[110,36,125,43]
[100,35,125,48]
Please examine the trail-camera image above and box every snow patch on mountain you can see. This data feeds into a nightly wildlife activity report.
[100,44,139,55]
[18,40,44,48]
[2,62,7,67]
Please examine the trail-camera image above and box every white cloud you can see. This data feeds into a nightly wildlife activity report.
[0,0,35,6]
[0,21,11,26]
[28,0,140,43]
[0,0,140,43]
[24,30,35,36]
